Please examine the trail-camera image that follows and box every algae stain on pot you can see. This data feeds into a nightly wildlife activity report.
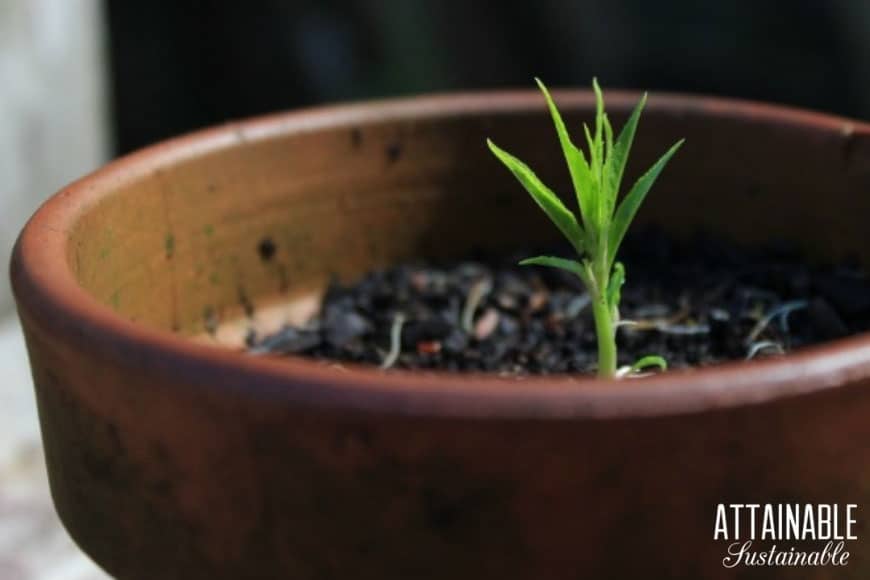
[98,226,115,261]
[164,233,175,260]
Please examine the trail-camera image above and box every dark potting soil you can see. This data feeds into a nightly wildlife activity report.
[248,229,870,375]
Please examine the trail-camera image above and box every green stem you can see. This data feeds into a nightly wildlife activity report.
[592,291,617,378]
[578,260,618,379]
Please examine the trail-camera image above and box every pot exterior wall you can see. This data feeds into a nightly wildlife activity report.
[16,297,870,579]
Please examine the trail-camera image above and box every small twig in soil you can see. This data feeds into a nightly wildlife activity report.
[564,293,592,319]
[746,340,786,360]
[614,367,656,379]
[616,301,708,335]
[614,369,656,379]
[380,312,406,370]
[473,308,500,341]
[656,323,710,336]
[247,326,319,356]
[618,299,692,331]
[614,365,635,378]
[744,299,809,346]
[632,303,671,318]
[461,277,493,333]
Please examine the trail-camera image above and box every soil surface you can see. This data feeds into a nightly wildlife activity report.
[248,229,870,375]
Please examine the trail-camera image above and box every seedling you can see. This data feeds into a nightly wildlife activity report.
[487,79,683,378]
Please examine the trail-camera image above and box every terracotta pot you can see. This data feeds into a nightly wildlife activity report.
[11,89,870,579]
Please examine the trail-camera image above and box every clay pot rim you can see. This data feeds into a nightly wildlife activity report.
[13,88,870,420]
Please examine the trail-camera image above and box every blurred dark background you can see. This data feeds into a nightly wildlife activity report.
[106,1,870,154]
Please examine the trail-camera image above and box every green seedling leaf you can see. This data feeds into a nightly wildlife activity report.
[605,93,647,216]
[629,355,668,374]
[521,255,592,289]
[601,113,616,222]
[603,113,614,173]
[606,262,625,316]
[608,139,684,268]
[592,78,605,174]
[535,78,596,235]
[583,123,598,181]
[488,139,585,255]
[583,120,605,227]
[520,255,585,277]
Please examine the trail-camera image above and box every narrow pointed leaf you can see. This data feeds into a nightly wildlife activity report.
[603,113,614,168]
[592,78,605,170]
[535,78,596,234]
[606,262,625,310]
[488,139,584,255]
[601,113,616,221]
[608,139,684,266]
[605,93,647,216]
[520,255,585,276]
[583,123,597,177]
[583,121,605,227]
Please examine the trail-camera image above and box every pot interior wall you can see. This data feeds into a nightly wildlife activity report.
[67,96,870,338]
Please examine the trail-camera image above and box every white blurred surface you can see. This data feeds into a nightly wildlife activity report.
[0,316,109,579]
[1,0,108,575]
[0,0,108,317]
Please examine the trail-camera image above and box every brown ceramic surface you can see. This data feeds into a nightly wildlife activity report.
[11,89,870,578]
